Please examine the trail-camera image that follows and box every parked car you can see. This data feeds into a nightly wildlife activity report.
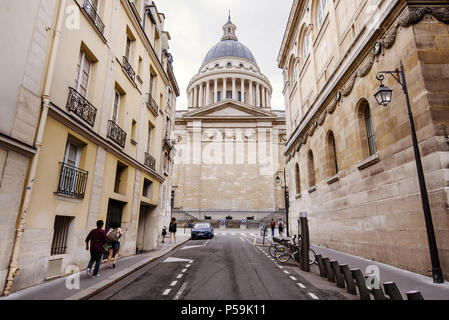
[191,222,214,240]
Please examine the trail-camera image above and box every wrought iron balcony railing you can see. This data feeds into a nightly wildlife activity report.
[146,93,159,116]
[144,152,156,171]
[122,56,136,82]
[82,0,105,35]
[107,120,127,148]
[57,163,89,199]
[67,87,97,127]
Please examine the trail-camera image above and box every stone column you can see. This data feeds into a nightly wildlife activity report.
[193,86,198,108]
[199,83,204,108]
[206,81,211,106]
[249,80,253,106]
[232,77,236,101]
[223,78,227,100]
[256,83,261,107]
[241,79,245,103]
[214,79,218,103]
[262,87,266,108]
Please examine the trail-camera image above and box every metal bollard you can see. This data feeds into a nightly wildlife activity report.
[406,290,424,300]
[331,260,346,289]
[340,264,357,295]
[383,282,404,300]
[351,269,371,300]
[315,255,327,278]
[322,257,335,283]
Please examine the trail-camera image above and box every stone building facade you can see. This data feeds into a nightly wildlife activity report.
[173,17,287,222]
[278,0,449,279]
[1,0,179,295]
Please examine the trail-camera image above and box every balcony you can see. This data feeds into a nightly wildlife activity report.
[82,0,105,35]
[144,153,156,171]
[107,120,127,148]
[122,56,136,82]
[146,93,159,116]
[66,87,97,127]
[57,163,89,199]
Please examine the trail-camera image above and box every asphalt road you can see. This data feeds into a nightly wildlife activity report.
[90,230,347,300]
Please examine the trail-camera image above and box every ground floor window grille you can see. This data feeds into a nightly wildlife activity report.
[51,216,73,256]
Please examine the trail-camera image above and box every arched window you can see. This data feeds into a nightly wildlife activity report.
[295,163,301,195]
[327,131,338,176]
[357,99,377,158]
[317,0,328,29]
[288,55,297,86]
[308,150,316,188]
[364,105,376,156]
[302,30,310,61]
[227,62,232,68]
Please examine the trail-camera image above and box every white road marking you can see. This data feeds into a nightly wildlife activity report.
[290,276,297,281]
[297,283,306,289]
[173,282,188,301]
[182,269,187,273]
[170,281,178,287]
[162,289,171,296]
[308,292,319,300]
[177,274,183,279]
[283,270,290,275]
[163,257,194,263]
[278,265,284,269]
[186,264,191,268]
[181,240,210,250]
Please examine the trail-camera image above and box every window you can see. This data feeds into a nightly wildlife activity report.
[143,178,153,198]
[64,140,81,168]
[317,0,328,29]
[295,163,301,195]
[165,116,171,139]
[75,49,92,97]
[131,119,137,143]
[327,131,338,176]
[217,91,222,102]
[149,72,155,95]
[215,64,220,68]
[302,30,310,60]
[125,35,132,61]
[308,150,316,188]
[227,62,232,68]
[137,57,143,79]
[364,105,376,156]
[226,91,232,99]
[114,162,128,194]
[238,91,242,102]
[147,124,153,153]
[112,90,121,124]
[58,138,88,198]
[51,216,74,256]
[239,63,244,68]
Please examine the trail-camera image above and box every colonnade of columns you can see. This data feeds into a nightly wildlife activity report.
[188,77,271,109]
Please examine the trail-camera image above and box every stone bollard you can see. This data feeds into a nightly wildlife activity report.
[331,260,346,289]
[351,269,371,300]
[340,264,357,295]
[406,290,424,300]
[315,255,327,278]
[322,257,335,283]
[383,282,404,300]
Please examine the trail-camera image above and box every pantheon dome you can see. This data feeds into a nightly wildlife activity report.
[186,16,272,110]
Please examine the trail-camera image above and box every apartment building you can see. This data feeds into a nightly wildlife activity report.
[1,0,179,294]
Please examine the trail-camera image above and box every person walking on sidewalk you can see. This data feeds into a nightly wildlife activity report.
[162,226,167,243]
[270,219,276,237]
[278,219,284,237]
[169,218,177,244]
[85,220,108,278]
[106,224,123,269]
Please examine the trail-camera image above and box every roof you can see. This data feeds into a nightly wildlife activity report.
[202,40,257,65]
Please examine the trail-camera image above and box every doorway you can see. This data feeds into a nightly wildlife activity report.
[136,204,158,254]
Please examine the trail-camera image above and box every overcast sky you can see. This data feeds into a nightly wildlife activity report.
[157,0,293,111]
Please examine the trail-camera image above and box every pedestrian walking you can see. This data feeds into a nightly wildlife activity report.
[278,219,284,237]
[169,218,177,244]
[270,219,276,237]
[85,220,108,278]
[162,226,167,243]
[106,224,123,269]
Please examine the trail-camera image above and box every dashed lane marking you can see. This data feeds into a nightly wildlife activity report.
[170,281,178,287]
[162,289,172,296]
[297,283,306,289]
[173,282,188,301]
[177,274,183,279]
[308,292,319,300]
[290,276,297,281]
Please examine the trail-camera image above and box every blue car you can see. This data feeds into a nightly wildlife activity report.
[191,223,214,240]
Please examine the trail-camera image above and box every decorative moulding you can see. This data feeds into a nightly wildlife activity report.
[356,152,380,171]
[326,174,339,185]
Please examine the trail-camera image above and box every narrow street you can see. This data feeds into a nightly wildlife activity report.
[90,229,346,300]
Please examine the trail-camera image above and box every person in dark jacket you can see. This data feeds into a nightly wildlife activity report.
[169,218,177,244]
[85,220,108,278]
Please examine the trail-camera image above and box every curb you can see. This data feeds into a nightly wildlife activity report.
[65,238,191,300]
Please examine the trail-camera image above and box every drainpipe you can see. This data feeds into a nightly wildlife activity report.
[3,0,67,296]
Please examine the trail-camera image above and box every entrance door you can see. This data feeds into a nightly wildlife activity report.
[106,199,125,231]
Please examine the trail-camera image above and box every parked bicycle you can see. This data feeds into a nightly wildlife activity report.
[274,235,316,265]
[269,235,295,258]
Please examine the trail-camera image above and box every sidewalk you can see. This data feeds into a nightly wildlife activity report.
[311,244,449,300]
[1,231,191,300]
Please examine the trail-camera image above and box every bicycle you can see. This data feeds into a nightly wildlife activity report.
[269,235,296,258]
[274,235,316,265]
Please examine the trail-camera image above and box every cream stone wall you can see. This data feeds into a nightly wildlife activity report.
[279,0,449,278]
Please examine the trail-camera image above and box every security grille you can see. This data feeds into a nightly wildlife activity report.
[51,216,72,256]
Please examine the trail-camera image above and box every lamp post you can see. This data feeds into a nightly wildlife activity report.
[374,61,444,284]
[275,168,289,237]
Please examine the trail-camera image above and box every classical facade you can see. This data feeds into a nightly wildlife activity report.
[173,17,287,222]
[278,0,449,278]
[1,0,179,295]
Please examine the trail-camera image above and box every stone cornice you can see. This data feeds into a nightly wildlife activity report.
[0,133,36,158]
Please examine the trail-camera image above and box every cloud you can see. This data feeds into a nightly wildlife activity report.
[157,0,292,111]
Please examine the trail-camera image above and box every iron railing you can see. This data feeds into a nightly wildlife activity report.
[122,56,136,82]
[51,216,72,256]
[66,87,97,127]
[146,93,159,116]
[82,0,105,35]
[57,163,89,199]
[107,120,127,148]
[144,152,156,171]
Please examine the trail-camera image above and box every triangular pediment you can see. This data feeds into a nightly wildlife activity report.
[180,100,276,119]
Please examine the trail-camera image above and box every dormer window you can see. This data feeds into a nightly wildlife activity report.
[227,62,232,68]
[239,64,244,68]
[215,64,220,68]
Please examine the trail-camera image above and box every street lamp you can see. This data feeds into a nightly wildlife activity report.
[374,61,444,284]
[275,169,289,237]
